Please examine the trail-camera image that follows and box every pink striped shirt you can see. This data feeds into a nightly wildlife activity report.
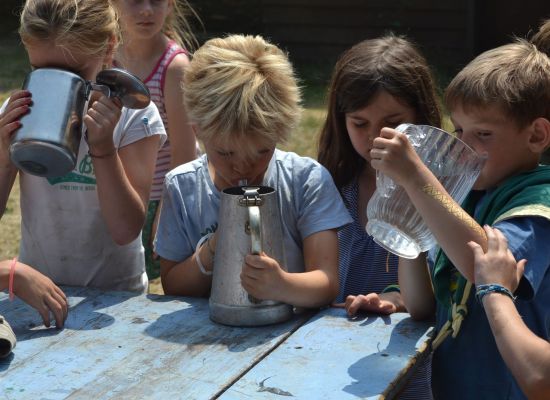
[144,41,188,201]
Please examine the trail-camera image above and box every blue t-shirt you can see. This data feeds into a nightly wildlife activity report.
[338,179,432,400]
[336,179,399,302]
[430,215,550,400]
[155,149,352,273]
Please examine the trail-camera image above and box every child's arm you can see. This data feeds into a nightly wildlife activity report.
[398,255,436,320]
[242,229,339,308]
[0,90,31,216]
[159,236,214,297]
[0,260,68,328]
[469,226,550,399]
[85,96,160,245]
[164,53,197,167]
[371,127,486,282]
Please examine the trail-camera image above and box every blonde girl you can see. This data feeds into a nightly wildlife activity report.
[113,0,200,280]
[0,0,166,291]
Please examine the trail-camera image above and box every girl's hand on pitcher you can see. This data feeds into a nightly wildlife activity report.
[84,95,122,156]
[0,90,32,168]
[241,252,287,301]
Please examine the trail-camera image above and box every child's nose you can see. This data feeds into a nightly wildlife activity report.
[139,1,154,14]
[233,160,252,174]
[367,126,381,142]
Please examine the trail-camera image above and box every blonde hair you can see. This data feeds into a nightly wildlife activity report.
[531,19,550,56]
[19,0,118,59]
[445,40,550,128]
[183,34,301,152]
[164,0,200,52]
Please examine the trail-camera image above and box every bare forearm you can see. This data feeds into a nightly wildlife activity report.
[276,269,338,308]
[0,261,10,291]
[403,167,485,282]
[483,294,550,399]
[398,256,435,320]
[93,155,146,244]
[160,247,213,297]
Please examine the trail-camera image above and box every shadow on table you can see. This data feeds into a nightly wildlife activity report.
[0,287,140,341]
[342,316,432,398]
[345,311,392,327]
[143,296,308,352]
[0,351,14,372]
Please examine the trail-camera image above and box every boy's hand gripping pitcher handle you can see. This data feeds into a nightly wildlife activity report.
[240,187,264,304]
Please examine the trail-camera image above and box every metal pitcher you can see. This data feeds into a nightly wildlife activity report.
[10,68,150,178]
[209,185,293,326]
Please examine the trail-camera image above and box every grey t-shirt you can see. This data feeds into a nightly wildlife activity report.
[155,149,352,272]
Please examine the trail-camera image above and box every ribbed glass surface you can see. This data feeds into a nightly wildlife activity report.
[366,124,485,258]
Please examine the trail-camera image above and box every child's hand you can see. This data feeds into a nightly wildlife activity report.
[0,90,32,168]
[333,292,399,316]
[84,95,122,157]
[468,225,526,292]
[370,127,424,188]
[241,252,286,301]
[13,262,69,329]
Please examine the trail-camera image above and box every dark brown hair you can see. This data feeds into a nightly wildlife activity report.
[317,34,441,189]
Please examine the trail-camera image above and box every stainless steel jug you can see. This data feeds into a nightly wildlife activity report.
[209,186,293,326]
[10,68,150,178]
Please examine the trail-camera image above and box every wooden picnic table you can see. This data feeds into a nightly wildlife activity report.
[0,287,432,399]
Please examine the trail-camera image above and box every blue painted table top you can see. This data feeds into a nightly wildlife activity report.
[0,287,432,399]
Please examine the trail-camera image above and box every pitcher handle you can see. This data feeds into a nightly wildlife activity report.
[247,206,262,304]
[248,205,262,255]
[88,82,112,99]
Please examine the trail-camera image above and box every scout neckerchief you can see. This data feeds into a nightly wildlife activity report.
[431,165,550,350]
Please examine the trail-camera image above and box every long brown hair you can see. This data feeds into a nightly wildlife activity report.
[317,34,441,189]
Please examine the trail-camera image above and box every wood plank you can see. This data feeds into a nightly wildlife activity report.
[219,308,432,399]
[0,288,312,399]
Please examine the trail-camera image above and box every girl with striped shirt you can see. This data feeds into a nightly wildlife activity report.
[114,0,200,280]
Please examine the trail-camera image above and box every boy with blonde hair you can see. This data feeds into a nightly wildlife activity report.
[155,35,351,307]
[370,39,550,399]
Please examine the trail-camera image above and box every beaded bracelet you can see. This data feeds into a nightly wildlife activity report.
[8,257,17,301]
[195,233,213,276]
[475,283,516,303]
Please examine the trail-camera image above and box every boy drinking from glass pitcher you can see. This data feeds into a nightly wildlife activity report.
[370,39,550,399]
[155,35,352,308]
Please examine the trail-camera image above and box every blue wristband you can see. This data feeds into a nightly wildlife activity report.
[475,283,516,303]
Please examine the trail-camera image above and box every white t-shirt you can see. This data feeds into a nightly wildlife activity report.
[18,104,166,291]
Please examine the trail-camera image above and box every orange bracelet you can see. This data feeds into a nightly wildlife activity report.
[8,257,17,301]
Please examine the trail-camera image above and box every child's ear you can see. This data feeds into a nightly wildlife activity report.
[527,117,550,154]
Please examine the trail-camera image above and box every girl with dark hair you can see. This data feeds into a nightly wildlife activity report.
[318,34,441,399]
